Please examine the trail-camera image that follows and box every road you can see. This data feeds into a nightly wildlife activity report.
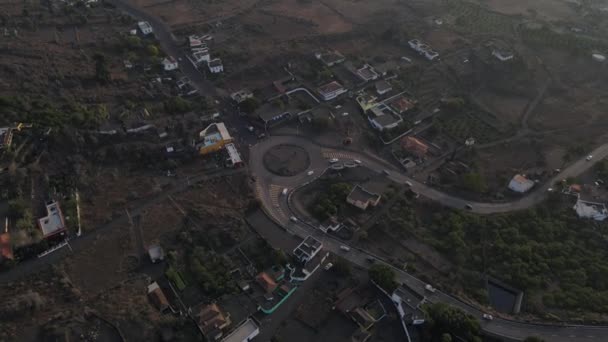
[249,135,608,341]
[0,168,245,284]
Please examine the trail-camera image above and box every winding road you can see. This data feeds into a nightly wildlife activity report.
[250,135,608,342]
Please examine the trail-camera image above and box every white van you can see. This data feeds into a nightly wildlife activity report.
[340,245,351,252]
[282,188,288,196]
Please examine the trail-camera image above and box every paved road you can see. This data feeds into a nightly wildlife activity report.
[0,168,245,284]
[249,135,608,341]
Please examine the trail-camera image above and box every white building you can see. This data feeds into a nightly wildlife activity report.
[162,57,179,71]
[220,318,259,342]
[408,39,439,61]
[574,200,608,221]
[368,105,403,131]
[356,64,379,82]
[293,236,323,263]
[193,49,211,64]
[137,21,153,35]
[230,89,254,104]
[508,174,534,193]
[208,58,224,73]
[317,81,347,101]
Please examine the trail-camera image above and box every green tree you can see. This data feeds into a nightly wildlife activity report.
[369,264,398,292]
[93,54,110,84]
[441,333,453,342]
[164,97,192,114]
[423,303,481,341]
[146,44,159,57]
[125,36,142,49]
[461,172,486,193]
[332,258,351,277]
[239,97,260,114]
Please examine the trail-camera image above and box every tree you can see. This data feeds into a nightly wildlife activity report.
[332,258,351,277]
[239,97,259,115]
[423,303,481,341]
[93,54,110,84]
[146,44,159,57]
[369,264,398,292]
[441,333,453,342]
[461,172,487,193]
[125,36,142,49]
[164,97,192,115]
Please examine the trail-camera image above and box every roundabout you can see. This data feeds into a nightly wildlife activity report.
[263,144,311,177]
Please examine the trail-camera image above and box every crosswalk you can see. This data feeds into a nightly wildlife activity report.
[254,181,289,224]
[321,149,359,161]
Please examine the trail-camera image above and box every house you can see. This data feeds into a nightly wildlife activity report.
[162,57,179,71]
[508,174,534,193]
[350,308,376,330]
[189,35,204,48]
[356,64,379,82]
[368,106,403,131]
[195,122,233,155]
[355,93,378,112]
[387,95,416,113]
[0,127,13,150]
[256,272,278,293]
[375,80,392,95]
[38,201,67,239]
[319,216,341,232]
[193,49,211,64]
[147,282,170,313]
[316,50,345,66]
[0,232,13,261]
[230,90,254,104]
[195,303,232,341]
[401,136,429,158]
[148,245,165,263]
[573,200,608,221]
[220,318,260,342]
[492,49,514,62]
[318,81,347,101]
[347,185,381,210]
[225,143,244,168]
[138,21,153,35]
[408,39,439,61]
[208,58,224,73]
[293,236,323,263]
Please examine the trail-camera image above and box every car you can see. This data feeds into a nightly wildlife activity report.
[413,192,420,199]
[247,126,255,132]
[547,188,554,192]
[482,314,494,321]
[382,169,391,176]
[258,133,266,139]
[354,159,362,164]
[329,158,339,163]
[424,284,436,293]
[290,216,298,222]
[307,170,315,176]
[586,155,593,161]
[405,181,413,187]
[340,245,351,252]
[282,188,288,196]
[324,263,334,271]
[342,112,349,117]
[465,204,473,210]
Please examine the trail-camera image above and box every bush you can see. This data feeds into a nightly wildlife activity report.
[369,264,398,293]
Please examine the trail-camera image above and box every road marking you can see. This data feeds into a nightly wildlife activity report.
[321,150,358,161]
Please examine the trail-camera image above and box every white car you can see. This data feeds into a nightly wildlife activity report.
[339,245,351,252]
[354,159,362,164]
[247,126,254,132]
[307,170,314,176]
[482,314,494,321]
[290,216,298,222]
[329,158,339,163]
[424,284,436,293]
[324,263,333,271]
[282,188,288,196]
[586,155,593,161]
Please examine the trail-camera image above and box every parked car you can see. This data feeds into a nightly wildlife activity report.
[586,155,593,161]
[282,188,288,196]
[324,263,333,271]
[340,245,351,252]
[329,158,339,163]
[465,204,473,210]
[482,314,494,321]
[290,216,298,222]
[354,159,362,164]
[424,284,436,293]
[307,170,315,176]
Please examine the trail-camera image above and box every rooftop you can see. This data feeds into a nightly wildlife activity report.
[375,80,392,93]
[0,233,13,261]
[318,81,345,94]
[356,65,379,81]
[387,95,416,113]
[147,282,170,312]
[318,50,345,66]
[38,201,66,238]
[370,112,402,127]
[225,143,242,165]
[347,185,381,204]
[220,318,259,342]
[198,122,232,147]
[293,236,323,262]
[256,272,278,293]
[209,58,223,67]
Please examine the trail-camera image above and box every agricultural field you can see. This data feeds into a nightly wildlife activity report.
[444,0,519,36]
[435,110,505,145]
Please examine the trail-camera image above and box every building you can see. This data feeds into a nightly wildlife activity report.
[208,58,224,73]
[408,39,439,61]
[347,185,381,210]
[293,236,323,264]
[401,136,429,158]
[356,64,379,82]
[195,303,232,341]
[317,81,347,101]
[573,200,608,221]
[162,57,179,71]
[492,49,514,62]
[225,143,244,168]
[387,95,416,114]
[193,49,211,64]
[368,106,403,131]
[148,245,164,263]
[319,216,341,232]
[230,90,254,104]
[147,282,170,313]
[195,122,233,155]
[0,232,13,261]
[256,272,278,293]
[355,93,378,112]
[315,50,345,67]
[375,80,392,95]
[508,174,535,193]
[0,127,13,150]
[38,201,67,239]
[137,21,153,35]
[189,35,206,48]
[220,318,260,342]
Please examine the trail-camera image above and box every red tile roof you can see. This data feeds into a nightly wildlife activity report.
[256,272,278,293]
[0,233,13,260]
[401,136,429,157]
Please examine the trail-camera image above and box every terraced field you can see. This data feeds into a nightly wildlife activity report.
[444,0,519,36]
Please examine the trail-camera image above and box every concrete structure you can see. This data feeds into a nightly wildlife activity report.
[408,39,439,61]
[592,53,606,63]
[162,57,179,71]
[0,127,13,150]
[375,80,392,95]
[368,105,403,131]
[38,201,67,239]
[230,89,254,104]
[347,185,381,210]
[293,236,322,263]
[137,21,153,35]
[401,136,429,158]
[319,216,341,232]
[573,199,608,221]
[196,123,233,155]
[220,318,260,342]
[193,49,211,64]
[148,245,164,263]
[225,143,244,168]
[195,303,232,341]
[508,174,535,193]
[492,49,514,62]
[317,81,347,101]
[315,50,345,66]
[208,58,224,73]
[356,64,379,82]
[147,282,170,313]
